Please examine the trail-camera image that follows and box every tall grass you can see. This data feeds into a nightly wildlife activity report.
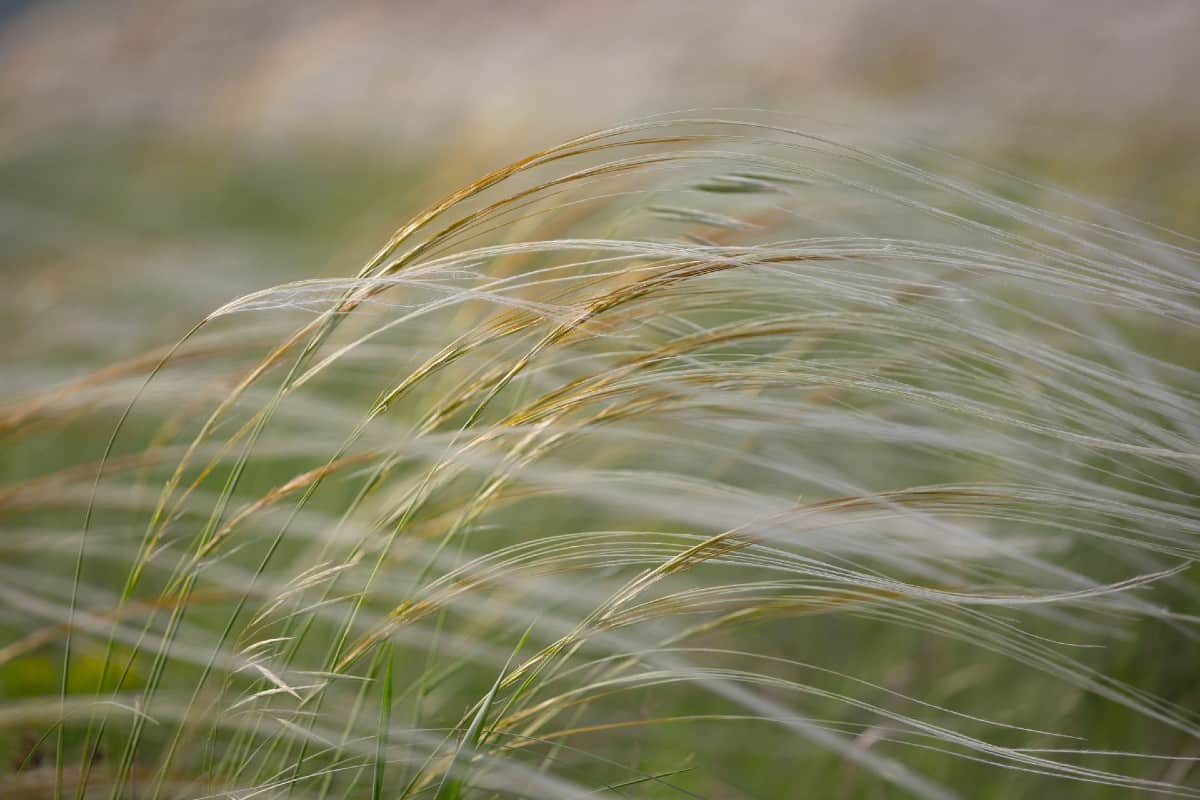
[2,117,1199,798]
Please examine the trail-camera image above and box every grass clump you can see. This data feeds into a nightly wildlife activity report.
[1,116,1199,798]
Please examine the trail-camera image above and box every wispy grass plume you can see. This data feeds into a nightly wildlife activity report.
[2,116,1199,798]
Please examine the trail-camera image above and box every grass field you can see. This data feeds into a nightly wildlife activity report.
[2,111,1199,799]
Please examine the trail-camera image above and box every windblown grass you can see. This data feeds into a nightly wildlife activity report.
[2,116,1199,798]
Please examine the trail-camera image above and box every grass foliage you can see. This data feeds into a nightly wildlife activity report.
[2,117,1199,798]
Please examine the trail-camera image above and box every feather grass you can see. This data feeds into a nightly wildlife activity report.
[2,116,1198,798]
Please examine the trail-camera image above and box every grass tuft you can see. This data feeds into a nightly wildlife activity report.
[2,116,1199,798]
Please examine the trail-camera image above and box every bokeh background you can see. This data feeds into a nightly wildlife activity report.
[3,0,1199,373]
